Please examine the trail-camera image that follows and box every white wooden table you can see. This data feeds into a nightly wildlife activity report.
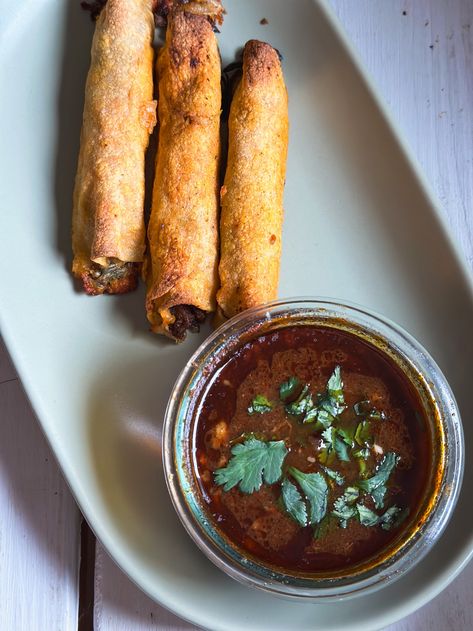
[1,1,472,629]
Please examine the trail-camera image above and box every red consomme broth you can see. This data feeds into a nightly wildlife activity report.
[191,325,431,574]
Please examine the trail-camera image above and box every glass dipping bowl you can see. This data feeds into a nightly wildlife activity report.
[163,299,464,600]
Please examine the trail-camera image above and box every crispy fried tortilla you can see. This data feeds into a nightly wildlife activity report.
[72,0,157,294]
[145,9,221,340]
[217,40,289,319]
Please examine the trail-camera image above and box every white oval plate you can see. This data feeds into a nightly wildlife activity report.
[1,1,473,629]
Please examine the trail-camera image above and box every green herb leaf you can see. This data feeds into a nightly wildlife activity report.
[288,467,328,525]
[354,400,370,416]
[353,447,371,460]
[354,420,372,446]
[378,505,402,530]
[285,384,313,416]
[368,409,387,421]
[371,484,387,509]
[321,466,345,486]
[354,400,386,420]
[327,365,345,406]
[281,478,307,527]
[320,427,350,462]
[313,514,332,540]
[321,426,336,447]
[248,394,273,415]
[358,452,399,493]
[279,377,302,403]
[214,437,287,493]
[356,503,380,526]
[337,426,355,446]
[381,506,409,531]
[357,457,368,478]
[332,486,359,527]
[334,436,350,462]
[306,406,333,428]
[301,405,322,424]
[300,366,346,427]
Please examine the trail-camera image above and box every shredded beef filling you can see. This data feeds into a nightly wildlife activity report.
[169,305,206,340]
[83,261,139,295]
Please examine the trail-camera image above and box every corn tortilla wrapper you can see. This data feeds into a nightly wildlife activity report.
[72,0,157,295]
[145,10,221,341]
[217,40,289,320]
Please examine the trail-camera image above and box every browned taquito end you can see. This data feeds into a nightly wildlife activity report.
[72,0,157,295]
[217,40,288,320]
[145,10,221,341]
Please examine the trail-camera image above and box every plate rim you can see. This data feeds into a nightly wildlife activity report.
[1,0,473,628]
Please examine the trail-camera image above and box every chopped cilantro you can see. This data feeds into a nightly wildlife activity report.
[214,437,287,493]
[337,426,355,446]
[353,447,370,459]
[320,426,350,463]
[313,514,332,540]
[357,457,368,477]
[371,484,387,509]
[332,486,359,527]
[334,436,350,462]
[290,366,346,428]
[279,377,302,403]
[288,467,328,525]
[285,384,313,416]
[327,365,345,405]
[354,400,387,420]
[356,503,380,526]
[248,394,273,415]
[281,478,307,527]
[321,466,345,486]
[354,420,372,446]
[358,452,399,493]
[380,506,409,531]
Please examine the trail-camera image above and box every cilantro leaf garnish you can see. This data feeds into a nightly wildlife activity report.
[248,394,273,415]
[288,467,328,525]
[279,377,302,403]
[353,447,370,460]
[358,452,399,493]
[214,437,287,493]
[371,484,387,509]
[334,437,350,462]
[380,506,408,531]
[332,486,359,527]
[302,366,346,428]
[313,514,332,540]
[327,365,344,405]
[320,426,350,463]
[321,466,345,486]
[356,503,380,526]
[354,400,387,420]
[337,426,355,446]
[281,478,307,527]
[285,384,312,416]
[354,420,372,447]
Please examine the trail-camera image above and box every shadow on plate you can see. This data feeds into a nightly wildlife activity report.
[86,348,220,584]
[53,1,92,272]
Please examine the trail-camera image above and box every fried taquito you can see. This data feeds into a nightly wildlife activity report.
[217,40,288,319]
[72,0,157,294]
